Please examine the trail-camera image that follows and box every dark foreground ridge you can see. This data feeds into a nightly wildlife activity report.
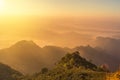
[0,63,23,80]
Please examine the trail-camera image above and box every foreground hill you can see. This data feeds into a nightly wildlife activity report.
[23,52,106,80]
[0,63,23,80]
[56,51,98,71]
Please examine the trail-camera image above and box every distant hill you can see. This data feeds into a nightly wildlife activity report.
[0,40,45,74]
[92,37,120,57]
[0,40,67,74]
[0,63,23,80]
[73,45,120,71]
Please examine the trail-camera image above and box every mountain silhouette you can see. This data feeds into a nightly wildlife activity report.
[11,40,40,49]
[0,40,44,74]
[0,40,67,74]
[73,45,119,71]
[93,37,120,58]
[0,40,119,74]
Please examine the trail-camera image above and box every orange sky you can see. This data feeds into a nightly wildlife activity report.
[0,0,120,48]
[0,16,120,48]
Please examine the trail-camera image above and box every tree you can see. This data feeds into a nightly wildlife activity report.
[41,68,48,74]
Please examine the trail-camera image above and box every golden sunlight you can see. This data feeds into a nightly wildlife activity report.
[0,0,5,11]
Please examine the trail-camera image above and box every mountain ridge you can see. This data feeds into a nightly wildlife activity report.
[0,39,119,74]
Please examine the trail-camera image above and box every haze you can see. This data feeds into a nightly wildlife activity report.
[0,0,120,48]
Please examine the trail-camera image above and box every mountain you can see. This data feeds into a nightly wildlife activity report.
[73,45,120,71]
[27,52,106,80]
[92,37,120,57]
[0,40,44,74]
[0,63,23,80]
[0,40,67,74]
[0,39,119,74]
[56,51,98,71]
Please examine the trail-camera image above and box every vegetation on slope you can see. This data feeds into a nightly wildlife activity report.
[22,51,107,80]
[0,63,23,80]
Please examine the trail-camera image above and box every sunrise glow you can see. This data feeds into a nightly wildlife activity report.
[0,0,5,11]
[0,0,120,48]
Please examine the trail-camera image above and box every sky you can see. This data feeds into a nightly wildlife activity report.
[0,0,120,16]
[0,0,120,48]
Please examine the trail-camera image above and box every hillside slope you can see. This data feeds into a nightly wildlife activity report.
[25,52,106,80]
[0,63,23,80]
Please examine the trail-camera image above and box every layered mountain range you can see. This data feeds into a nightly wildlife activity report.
[0,37,119,74]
